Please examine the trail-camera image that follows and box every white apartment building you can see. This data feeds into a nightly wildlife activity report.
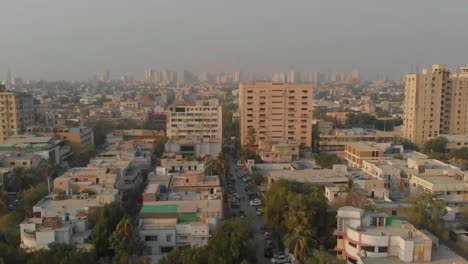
[166,99,222,141]
[20,192,115,251]
[139,171,223,262]
[335,206,434,263]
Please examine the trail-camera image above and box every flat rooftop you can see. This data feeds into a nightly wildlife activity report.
[34,194,113,218]
[363,244,466,264]
[268,169,348,184]
[346,142,389,152]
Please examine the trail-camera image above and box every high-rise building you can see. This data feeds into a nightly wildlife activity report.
[199,72,209,82]
[0,88,35,143]
[233,72,241,83]
[100,69,110,82]
[403,64,468,145]
[272,72,287,82]
[144,69,154,82]
[239,81,314,147]
[287,71,301,83]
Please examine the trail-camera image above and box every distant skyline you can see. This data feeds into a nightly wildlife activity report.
[1,0,468,80]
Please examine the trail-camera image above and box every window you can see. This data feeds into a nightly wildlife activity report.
[166,234,172,242]
[362,246,374,252]
[348,242,357,248]
[145,235,158,241]
[378,247,388,253]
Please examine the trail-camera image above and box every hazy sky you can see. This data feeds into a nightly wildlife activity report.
[1,0,468,80]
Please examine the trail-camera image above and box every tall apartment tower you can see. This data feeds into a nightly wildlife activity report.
[403,64,468,145]
[0,88,35,143]
[239,81,314,147]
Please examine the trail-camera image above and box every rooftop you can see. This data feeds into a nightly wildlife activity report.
[346,142,390,152]
[268,169,348,185]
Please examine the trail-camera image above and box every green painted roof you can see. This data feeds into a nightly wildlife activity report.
[141,204,179,214]
[386,217,402,227]
[178,213,198,223]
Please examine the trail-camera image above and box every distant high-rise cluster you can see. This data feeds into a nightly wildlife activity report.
[144,69,241,84]
[403,64,468,145]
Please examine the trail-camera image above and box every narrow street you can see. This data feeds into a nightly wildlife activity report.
[226,157,271,264]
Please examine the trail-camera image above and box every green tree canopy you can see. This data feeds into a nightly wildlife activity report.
[423,137,448,154]
[453,147,468,161]
[314,153,342,169]
[91,201,124,258]
[405,192,448,239]
[263,179,334,256]
[159,219,255,264]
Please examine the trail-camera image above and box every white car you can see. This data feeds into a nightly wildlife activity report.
[264,231,271,239]
[249,199,261,206]
[271,252,290,264]
[271,255,289,264]
[236,160,243,167]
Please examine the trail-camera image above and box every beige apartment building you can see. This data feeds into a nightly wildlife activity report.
[403,64,468,146]
[166,99,222,141]
[0,89,35,144]
[239,81,314,147]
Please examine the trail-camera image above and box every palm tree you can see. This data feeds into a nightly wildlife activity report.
[247,127,257,145]
[204,153,228,186]
[284,208,315,261]
[115,215,132,237]
[336,179,371,209]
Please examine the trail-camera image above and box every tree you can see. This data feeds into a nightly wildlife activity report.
[395,139,419,151]
[204,153,229,186]
[159,219,255,264]
[284,193,316,261]
[91,201,124,258]
[28,243,96,264]
[108,215,144,263]
[330,179,373,210]
[314,153,342,169]
[423,137,448,154]
[264,180,334,256]
[6,167,45,193]
[405,192,448,239]
[155,136,169,158]
[306,249,345,264]
[251,170,264,186]
[452,147,468,162]
[247,127,257,145]
[20,184,48,218]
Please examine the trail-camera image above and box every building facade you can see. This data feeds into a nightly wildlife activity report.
[403,64,468,146]
[335,206,434,263]
[0,90,35,144]
[239,81,314,147]
[166,99,222,141]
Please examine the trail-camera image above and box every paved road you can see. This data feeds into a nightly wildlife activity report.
[227,159,271,264]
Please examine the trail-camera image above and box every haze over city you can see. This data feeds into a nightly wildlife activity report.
[2,1,468,264]
[2,0,468,80]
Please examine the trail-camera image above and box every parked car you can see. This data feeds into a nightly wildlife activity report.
[264,231,271,239]
[250,199,261,207]
[271,255,289,264]
[264,248,273,258]
[236,160,243,167]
